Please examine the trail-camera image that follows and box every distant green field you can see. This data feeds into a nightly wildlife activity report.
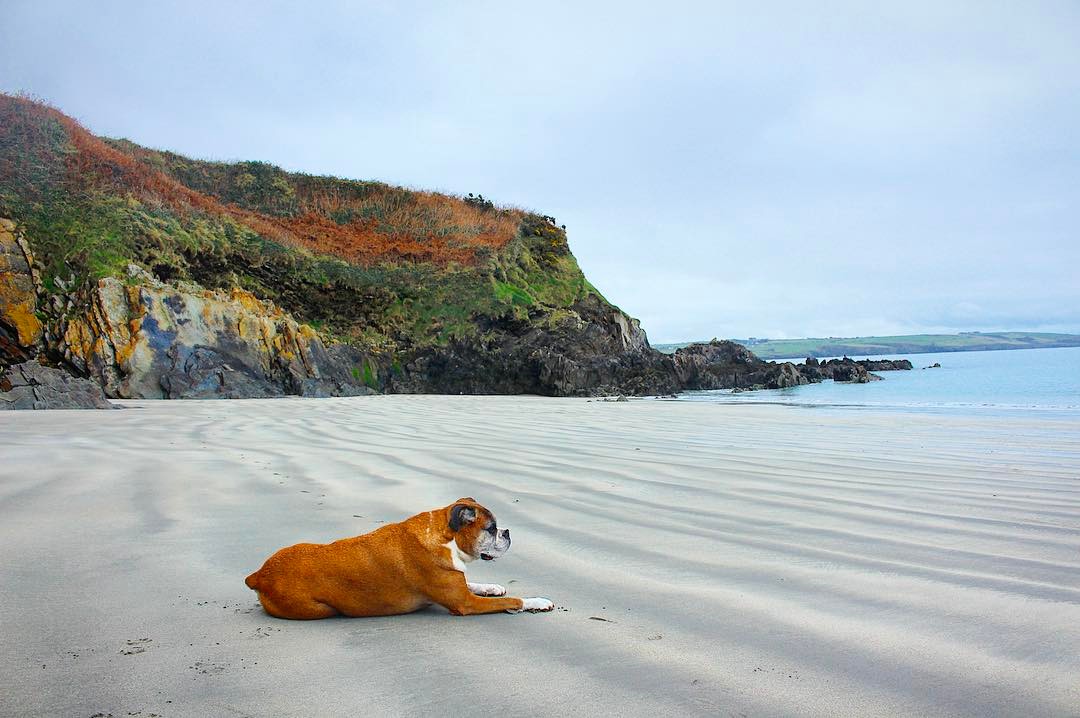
[655,332,1080,360]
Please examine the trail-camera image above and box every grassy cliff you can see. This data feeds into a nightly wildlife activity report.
[0,94,600,370]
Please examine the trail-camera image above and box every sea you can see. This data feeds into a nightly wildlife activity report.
[675,346,1080,418]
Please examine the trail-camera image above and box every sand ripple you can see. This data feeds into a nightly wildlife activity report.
[1,396,1078,716]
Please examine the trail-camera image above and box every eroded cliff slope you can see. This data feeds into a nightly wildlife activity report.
[0,95,676,398]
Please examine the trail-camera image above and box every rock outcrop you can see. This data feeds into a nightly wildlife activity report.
[391,294,680,396]
[670,344,919,391]
[828,361,878,383]
[0,360,114,410]
[56,266,374,399]
[799,357,913,383]
[2,215,680,401]
[858,358,913,372]
[0,97,920,404]
[12,261,679,401]
[0,226,915,403]
[0,219,43,365]
[672,340,811,391]
[770,361,809,389]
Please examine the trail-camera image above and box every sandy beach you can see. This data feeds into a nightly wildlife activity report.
[1,396,1078,717]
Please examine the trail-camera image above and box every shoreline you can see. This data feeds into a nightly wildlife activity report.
[2,397,1078,716]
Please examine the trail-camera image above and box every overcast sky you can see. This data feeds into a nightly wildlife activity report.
[3,1,1078,342]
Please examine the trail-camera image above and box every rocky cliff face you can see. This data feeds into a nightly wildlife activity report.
[0,97,913,406]
[1,96,684,402]
[393,294,679,396]
[1,210,678,401]
[2,217,375,400]
[3,211,674,401]
[1,212,911,405]
[0,219,43,364]
[57,267,375,399]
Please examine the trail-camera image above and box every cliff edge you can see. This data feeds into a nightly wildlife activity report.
[0,95,676,398]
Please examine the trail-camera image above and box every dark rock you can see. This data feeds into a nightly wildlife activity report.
[295,344,377,398]
[807,357,899,383]
[767,362,809,389]
[672,340,815,391]
[858,358,913,371]
[10,249,909,401]
[52,269,676,400]
[390,294,681,397]
[160,345,284,400]
[0,360,115,410]
[818,358,882,383]
[830,362,867,383]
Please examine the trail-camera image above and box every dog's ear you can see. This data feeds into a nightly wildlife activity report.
[449,503,477,532]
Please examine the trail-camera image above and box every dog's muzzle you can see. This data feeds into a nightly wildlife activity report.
[480,529,510,560]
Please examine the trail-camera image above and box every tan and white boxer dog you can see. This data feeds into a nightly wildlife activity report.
[245,498,554,619]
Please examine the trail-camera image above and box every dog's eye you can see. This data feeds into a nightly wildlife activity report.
[487,523,497,535]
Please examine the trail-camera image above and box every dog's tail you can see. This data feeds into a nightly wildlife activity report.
[245,570,261,590]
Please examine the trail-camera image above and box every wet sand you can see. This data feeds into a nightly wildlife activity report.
[1,396,1078,717]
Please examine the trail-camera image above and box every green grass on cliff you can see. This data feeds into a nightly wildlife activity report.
[0,96,270,285]
[0,94,599,355]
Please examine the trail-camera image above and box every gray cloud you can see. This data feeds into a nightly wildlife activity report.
[3,0,1078,342]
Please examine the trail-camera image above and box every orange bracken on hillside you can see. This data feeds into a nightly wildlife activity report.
[0,95,523,267]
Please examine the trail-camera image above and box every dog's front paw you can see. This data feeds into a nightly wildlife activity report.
[517,597,554,613]
[468,582,507,597]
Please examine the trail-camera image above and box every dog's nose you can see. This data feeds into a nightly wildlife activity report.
[501,529,510,540]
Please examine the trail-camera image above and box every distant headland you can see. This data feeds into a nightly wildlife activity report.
[656,332,1080,360]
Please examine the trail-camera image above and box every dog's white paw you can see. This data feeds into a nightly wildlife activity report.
[511,597,554,613]
[468,582,507,597]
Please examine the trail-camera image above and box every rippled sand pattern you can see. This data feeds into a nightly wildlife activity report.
[2,397,1078,716]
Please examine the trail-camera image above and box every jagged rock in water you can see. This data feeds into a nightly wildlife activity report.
[823,359,881,383]
[0,360,114,410]
[0,219,43,365]
[672,339,814,391]
[60,266,374,399]
[767,362,809,389]
[799,357,899,383]
[829,362,866,383]
[858,358,913,371]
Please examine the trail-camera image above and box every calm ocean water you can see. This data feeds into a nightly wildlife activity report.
[674,346,1080,417]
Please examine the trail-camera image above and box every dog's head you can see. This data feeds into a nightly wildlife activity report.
[445,497,511,561]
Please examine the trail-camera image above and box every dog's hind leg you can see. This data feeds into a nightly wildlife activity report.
[256,591,338,620]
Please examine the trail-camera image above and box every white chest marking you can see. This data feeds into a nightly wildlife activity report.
[443,539,473,572]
